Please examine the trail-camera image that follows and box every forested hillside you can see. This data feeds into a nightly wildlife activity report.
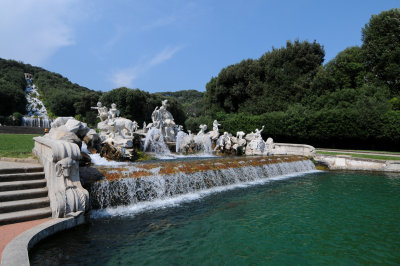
[0,58,100,125]
[187,8,400,150]
[1,8,399,150]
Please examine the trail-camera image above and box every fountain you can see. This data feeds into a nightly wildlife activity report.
[24,97,319,266]
[31,98,317,219]
[22,75,53,128]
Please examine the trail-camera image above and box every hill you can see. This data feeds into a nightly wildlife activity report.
[0,58,100,125]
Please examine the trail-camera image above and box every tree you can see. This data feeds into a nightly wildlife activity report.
[362,8,400,96]
[325,46,365,90]
[204,40,325,114]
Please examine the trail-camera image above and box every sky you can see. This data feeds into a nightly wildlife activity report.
[0,0,398,93]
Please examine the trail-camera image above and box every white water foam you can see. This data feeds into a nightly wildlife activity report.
[154,153,217,160]
[89,153,130,166]
[90,169,320,219]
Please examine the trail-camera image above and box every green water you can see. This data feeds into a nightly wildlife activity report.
[30,171,400,265]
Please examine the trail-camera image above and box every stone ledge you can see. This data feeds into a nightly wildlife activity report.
[0,157,39,164]
[314,154,400,172]
[1,212,85,266]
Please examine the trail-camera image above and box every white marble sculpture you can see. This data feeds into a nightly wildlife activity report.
[231,131,247,153]
[198,124,207,136]
[33,136,89,218]
[149,100,176,142]
[91,102,108,122]
[214,132,232,152]
[56,157,89,214]
[245,126,265,155]
[209,120,221,141]
[264,137,275,155]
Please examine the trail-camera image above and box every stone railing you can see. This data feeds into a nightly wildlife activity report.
[33,136,89,218]
[272,143,316,157]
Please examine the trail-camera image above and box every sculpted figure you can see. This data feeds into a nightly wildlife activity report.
[209,120,221,141]
[113,117,136,137]
[108,103,120,120]
[231,131,247,153]
[245,126,265,155]
[198,124,207,136]
[55,157,89,216]
[264,137,275,155]
[213,120,221,131]
[254,126,265,139]
[132,121,139,132]
[214,132,231,152]
[150,100,176,142]
[91,102,108,122]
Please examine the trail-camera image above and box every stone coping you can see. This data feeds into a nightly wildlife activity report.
[0,157,39,164]
[314,154,400,172]
[315,153,400,164]
[1,212,85,266]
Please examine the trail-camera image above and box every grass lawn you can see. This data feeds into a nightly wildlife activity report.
[0,134,41,158]
[316,151,400,161]
[318,148,400,155]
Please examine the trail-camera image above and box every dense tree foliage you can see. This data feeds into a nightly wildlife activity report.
[99,87,186,126]
[189,9,400,150]
[0,58,101,126]
[362,8,400,96]
[0,60,28,115]
[155,90,204,118]
[204,40,324,114]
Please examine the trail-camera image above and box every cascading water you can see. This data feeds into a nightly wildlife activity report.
[90,156,316,211]
[175,131,213,154]
[175,131,187,153]
[22,79,52,127]
[143,127,171,155]
[194,134,212,154]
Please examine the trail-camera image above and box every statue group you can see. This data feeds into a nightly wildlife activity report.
[149,100,177,142]
[87,99,278,159]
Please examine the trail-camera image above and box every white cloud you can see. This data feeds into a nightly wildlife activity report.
[149,46,183,67]
[140,15,177,31]
[0,0,86,65]
[110,45,183,88]
[111,66,140,88]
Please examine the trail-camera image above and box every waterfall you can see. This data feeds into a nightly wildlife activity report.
[21,117,52,128]
[143,127,171,155]
[175,131,187,153]
[194,134,212,154]
[22,80,52,127]
[90,157,316,210]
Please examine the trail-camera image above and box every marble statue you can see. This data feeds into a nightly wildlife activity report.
[33,131,90,218]
[108,103,120,120]
[264,137,275,155]
[198,124,207,136]
[209,120,221,141]
[214,132,232,152]
[55,157,89,214]
[231,131,247,154]
[245,126,265,155]
[91,102,108,122]
[149,100,176,142]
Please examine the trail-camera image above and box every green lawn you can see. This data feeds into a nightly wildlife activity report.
[318,148,400,155]
[0,134,40,158]
[316,151,400,161]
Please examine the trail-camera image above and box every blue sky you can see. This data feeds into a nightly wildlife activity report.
[0,0,398,93]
